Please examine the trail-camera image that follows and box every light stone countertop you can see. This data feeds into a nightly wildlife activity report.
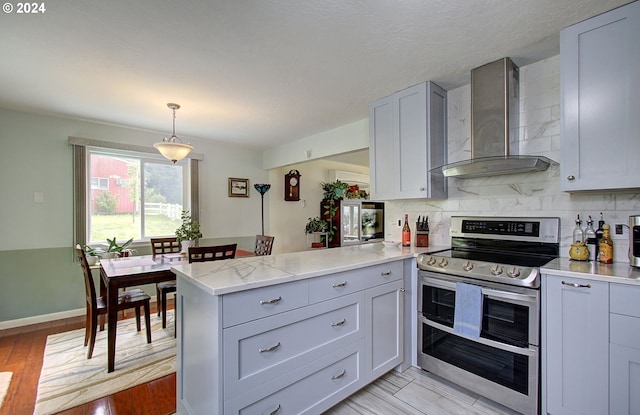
[171,243,449,296]
[541,257,640,286]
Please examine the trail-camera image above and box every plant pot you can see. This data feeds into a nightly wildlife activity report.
[86,255,99,266]
[181,240,194,254]
[101,252,118,259]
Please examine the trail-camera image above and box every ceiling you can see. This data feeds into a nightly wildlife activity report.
[0,0,631,150]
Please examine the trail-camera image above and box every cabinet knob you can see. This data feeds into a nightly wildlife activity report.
[419,187,425,191]
[567,175,575,181]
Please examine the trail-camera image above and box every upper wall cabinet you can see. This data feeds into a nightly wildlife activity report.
[369,82,448,200]
[560,2,640,192]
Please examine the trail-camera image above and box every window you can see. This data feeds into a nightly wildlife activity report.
[87,149,188,243]
[71,137,201,249]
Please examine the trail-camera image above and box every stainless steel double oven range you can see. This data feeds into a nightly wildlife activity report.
[417,216,560,415]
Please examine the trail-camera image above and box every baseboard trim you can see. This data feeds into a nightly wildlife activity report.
[0,296,160,330]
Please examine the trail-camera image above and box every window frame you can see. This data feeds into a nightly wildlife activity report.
[71,137,201,250]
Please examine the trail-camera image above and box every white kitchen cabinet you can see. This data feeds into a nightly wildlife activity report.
[178,259,406,415]
[369,82,448,200]
[543,274,609,415]
[365,279,404,381]
[560,1,640,192]
[610,283,640,415]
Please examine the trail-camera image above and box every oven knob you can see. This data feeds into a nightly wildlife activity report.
[438,258,449,268]
[507,267,521,278]
[490,265,503,276]
[463,261,474,272]
[427,256,437,266]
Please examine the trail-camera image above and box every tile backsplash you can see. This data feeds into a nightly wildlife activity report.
[385,55,639,263]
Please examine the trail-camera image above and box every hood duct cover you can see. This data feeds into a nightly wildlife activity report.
[435,57,553,179]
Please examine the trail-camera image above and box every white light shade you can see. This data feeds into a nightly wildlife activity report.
[153,140,193,163]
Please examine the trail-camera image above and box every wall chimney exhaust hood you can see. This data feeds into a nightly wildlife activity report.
[434,57,553,179]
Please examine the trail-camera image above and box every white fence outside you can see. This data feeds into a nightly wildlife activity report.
[145,202,183,220]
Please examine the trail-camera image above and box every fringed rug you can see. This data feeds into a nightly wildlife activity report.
[0,372,12,409]
[33,311,176,415]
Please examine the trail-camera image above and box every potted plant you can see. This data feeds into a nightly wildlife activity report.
[83,245,104,265]
[320,180,349,245]
[105,237,134,258]
[175,210,202,253]
[305,217,328,249]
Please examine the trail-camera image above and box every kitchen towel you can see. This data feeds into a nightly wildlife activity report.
[453,282,483,339]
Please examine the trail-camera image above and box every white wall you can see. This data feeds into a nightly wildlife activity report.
[384,55,639,262]
[268,160,369,253]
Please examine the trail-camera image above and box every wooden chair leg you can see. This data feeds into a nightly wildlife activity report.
[174,293,177,338]
[135,306,141,332]
[84,306,90,347]
[144,301,152,344]
[161,290,168,329]
[156,285,162,317]
[87,311,98,359]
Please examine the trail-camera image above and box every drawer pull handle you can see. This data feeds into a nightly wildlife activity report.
[381,271,392,276]
[561,281,591,289]
[331,318,346,327]
[260,296,282,305]
[259,342,281,353]
[331,369,346,380]
[264,404,281,415]
[332,281,347,288]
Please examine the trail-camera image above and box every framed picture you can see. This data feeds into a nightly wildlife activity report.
[228,178,249,197]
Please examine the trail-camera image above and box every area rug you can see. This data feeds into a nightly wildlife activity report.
[0,372,12,409]
[33,311,176,415]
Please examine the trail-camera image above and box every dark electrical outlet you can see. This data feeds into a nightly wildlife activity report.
[616,224,624,235]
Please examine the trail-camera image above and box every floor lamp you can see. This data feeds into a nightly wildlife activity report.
[253,184,271,235]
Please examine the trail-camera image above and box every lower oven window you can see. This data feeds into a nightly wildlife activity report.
[422,323,529,395]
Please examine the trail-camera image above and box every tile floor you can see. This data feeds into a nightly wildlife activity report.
[323,367,522,415]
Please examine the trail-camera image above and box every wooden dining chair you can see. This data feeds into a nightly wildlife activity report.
[188,244,237,262]
[254,235,274,255]
[75,245,152,359]
[150,237,181,330]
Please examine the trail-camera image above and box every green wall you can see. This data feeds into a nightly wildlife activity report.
[0,107,265,325]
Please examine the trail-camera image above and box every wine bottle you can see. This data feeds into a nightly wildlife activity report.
[402,214,411,247]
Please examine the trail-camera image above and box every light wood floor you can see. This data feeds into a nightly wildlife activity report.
[1,301,521,415]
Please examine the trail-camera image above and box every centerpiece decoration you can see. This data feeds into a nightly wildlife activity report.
[175,210,202,253]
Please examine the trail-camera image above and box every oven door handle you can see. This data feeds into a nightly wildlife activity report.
[423,276,538,306]
[421,317,537,357]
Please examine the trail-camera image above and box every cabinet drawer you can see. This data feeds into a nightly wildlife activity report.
[611,313,640,350]
[610,284,640,318]
[222,280,308,328]
[308,261,403,304]
[224,341,364,415]
[223,292,364,399]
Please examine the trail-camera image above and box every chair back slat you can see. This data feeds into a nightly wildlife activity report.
[254,235,274,256]
[150,237,181,257]
[75,244,97,310]
[188,244,237,263]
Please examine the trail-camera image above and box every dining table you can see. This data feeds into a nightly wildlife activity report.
[99,248,256,372]
[99,254,187,372]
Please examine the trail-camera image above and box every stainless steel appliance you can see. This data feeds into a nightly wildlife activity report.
[339,200,384,246]
[417,216,560,415]
[434,58,553,178]
[630,215,640,268]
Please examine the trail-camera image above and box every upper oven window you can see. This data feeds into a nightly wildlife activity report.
[422,284,455,327]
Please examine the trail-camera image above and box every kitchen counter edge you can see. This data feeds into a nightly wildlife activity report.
[171,243,449,296]
[541,257,640,286]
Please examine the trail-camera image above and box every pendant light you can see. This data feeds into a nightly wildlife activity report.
[154,103,193,163]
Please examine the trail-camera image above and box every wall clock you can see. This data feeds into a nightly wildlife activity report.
[284,169,301,201]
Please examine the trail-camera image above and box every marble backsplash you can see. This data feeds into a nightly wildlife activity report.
[385,55,640,263]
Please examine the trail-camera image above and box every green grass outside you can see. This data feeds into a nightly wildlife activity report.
[90,214,182,243]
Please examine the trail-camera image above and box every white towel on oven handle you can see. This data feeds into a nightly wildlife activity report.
[453,282,483,339]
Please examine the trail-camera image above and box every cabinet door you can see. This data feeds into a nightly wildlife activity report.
[365,279,404,382]
[560,1,640,191]
[544,274,609,415]
[610,343,640,415]
[369,96,397,200]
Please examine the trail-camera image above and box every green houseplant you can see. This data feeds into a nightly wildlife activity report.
[175,210,202,252]
[320,180,349,244]
[105,237,134,257]
[305,217,328,249]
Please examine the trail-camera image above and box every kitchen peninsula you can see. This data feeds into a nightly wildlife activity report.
[171,243,444,415]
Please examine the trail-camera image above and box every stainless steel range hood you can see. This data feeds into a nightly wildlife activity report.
[435,57,552,179]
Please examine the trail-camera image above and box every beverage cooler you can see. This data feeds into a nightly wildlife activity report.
[322,200,384,248]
